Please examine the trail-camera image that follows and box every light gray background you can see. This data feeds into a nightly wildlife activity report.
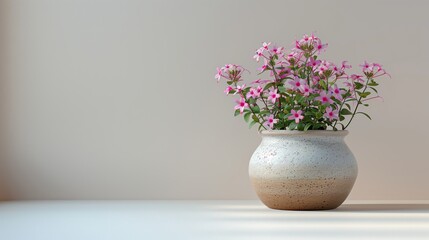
[0,0,428,200]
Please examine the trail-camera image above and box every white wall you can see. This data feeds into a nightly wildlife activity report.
[1,0,428,200]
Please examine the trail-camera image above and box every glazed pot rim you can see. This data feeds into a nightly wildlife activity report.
[260,130,349,137]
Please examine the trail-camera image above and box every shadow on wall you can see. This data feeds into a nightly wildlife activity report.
[0,0,13,200]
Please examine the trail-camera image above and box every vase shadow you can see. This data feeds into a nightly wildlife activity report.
[209,201,429,213]
[334,204,429,212]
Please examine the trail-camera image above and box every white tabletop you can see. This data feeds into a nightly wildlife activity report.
[0,200,428,240]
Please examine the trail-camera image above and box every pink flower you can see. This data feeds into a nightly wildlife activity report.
[253,49,263,62]
[360,61,373,73]
[299,34,310,44]
[316,42,328,53]
[288,109,304,123]
[309,33,319,41]
[278,67,292,78]
[264,114,278,129]
[223,64,233,72]
[317,60,334,75]
[262,42,271,50]
[268,89,280,103]
[307,57,321,69]
[271,46,284,56]
[215,67,223,82]
[219,64,245,82]
[295,34,318,51]
[289,77,307,91]
[287,51,303,63]
[330,84,345,100]
[233,84,246,95]
[316,61,331,75]
[324,107,338,121]
[224,86,233,95]
[234,98,248,114]
[341,61,352,70]
[350,74,365,83]
[312,76,321,85]
[373,63,384,74]
[256,85,263,95]
[372,63,391,78]
[246,87,260,99]
[258,58,269,72]
[295,40,302,50]
[300,84,313,96]
[332,64,342,75]
[315,91,334,105]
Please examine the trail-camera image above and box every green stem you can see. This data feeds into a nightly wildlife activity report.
[343,78,371,129]
[333,90,350,130]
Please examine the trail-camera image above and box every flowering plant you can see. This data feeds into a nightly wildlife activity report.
[215,34,389,131]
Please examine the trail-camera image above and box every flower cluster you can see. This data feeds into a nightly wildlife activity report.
[215,34,389,131]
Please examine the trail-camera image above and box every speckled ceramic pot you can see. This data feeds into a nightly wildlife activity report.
[249,130,357,210]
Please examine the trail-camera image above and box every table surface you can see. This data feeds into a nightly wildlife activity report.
[0,200,428,240]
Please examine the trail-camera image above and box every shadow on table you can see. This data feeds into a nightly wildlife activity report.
[334,204,429,212]
[206,202,429,239]
[208,202,429,213]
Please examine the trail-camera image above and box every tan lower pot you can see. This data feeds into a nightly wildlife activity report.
[249,130,358,210]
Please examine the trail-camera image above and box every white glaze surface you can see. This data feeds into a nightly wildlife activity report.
[249,130,358,180]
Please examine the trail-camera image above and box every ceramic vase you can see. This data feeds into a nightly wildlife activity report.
[249,130,358,210]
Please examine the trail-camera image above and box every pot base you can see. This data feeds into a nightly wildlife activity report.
[251,177,355,210]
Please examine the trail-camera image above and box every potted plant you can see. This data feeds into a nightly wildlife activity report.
[214,34,389,210]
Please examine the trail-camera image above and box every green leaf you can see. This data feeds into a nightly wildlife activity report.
[345,103,351,110]
[243,112,251,123]
[340,108,353,115]
[249,120,257,129]
[358,92,371,98]
[313,123,326,130]
[278,86,287,93]
[251,105,260,113]
[354,82,364,90]
[263,83,275,91]
[333,99,342,105]
[288,122,297,130]
[369,87,378,93]
[252,115,259,122]
[297,122,305,131]
[368,79,379,86]
[304,123,312,131]
[234,109,240,116]
[356,112,372,120]
[297,95,307,104]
